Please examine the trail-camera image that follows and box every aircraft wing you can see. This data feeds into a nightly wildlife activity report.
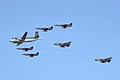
[16,32,28,46]
[21,32,28,40]
[16,42,22,46]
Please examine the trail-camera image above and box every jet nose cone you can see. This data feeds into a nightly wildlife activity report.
[35,28,39,29]
[54,43,57,45]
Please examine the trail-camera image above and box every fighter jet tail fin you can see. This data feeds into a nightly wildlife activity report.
[50,26,53,30]
[109,57,112,59]
[70,23,72,26]
[30,46,33,50]
[36,52,39,56]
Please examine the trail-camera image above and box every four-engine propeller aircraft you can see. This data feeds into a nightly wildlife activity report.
[54,23,72,28]
[9,31,40,46]
[16,46,33,51]
[95,57,112,63]
[54,41,71,48]
[35,26,53,32]
[22,52,39,57]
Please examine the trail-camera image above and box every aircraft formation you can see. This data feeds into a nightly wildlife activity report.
[9,22,112,63]
[9,23,73,57]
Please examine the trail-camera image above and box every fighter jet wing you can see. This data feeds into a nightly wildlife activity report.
[16,32,28,46]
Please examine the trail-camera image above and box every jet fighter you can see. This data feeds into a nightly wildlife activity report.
[16,46,33,51]
[54,41,71,48]
[54,23,72,28]
[22,52,39,57]
[35,26,53,32]
[95,57,112,63]
[9,31,41,46]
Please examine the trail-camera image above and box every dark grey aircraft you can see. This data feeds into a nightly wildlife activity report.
[54,23,72,28]
[35,26,53,32]
[95,57,112,63]
[22,52,39,57]
[16,46,33,51]
[54,41,71,48]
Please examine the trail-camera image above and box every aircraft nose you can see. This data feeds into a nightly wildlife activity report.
[9,39,12,42]
[54,43,57,45]
[9,39,15,42]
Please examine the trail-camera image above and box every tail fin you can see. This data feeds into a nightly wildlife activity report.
[30,46,33,50]
[50,26,53,30]
[69,41,72,43]
[108,57,112,61]
[70,23,72,26]
[35,31,39,39]
[36,52,39,56]
[109,57,112,59]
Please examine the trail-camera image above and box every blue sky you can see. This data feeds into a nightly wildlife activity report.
[0,0,120,80]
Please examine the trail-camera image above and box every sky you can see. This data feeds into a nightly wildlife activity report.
[0,0,120,80]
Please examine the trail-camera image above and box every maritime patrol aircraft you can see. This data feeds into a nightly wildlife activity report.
[9,31,40,46]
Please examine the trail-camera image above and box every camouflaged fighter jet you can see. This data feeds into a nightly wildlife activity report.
[16,46,33,51]
[54,23,72,29]
[54,41,71,48]
[22,52,39,57]
[35,26,53,32]
[95,57,112,63]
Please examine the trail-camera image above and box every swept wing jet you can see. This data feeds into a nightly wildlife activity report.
[22,52,39,57]
[16,46,33,51]
[54,41,71,48]
[9,31,41,46]
[95,57,112,63]
[35,26,53,32]
[54,23,72,28]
